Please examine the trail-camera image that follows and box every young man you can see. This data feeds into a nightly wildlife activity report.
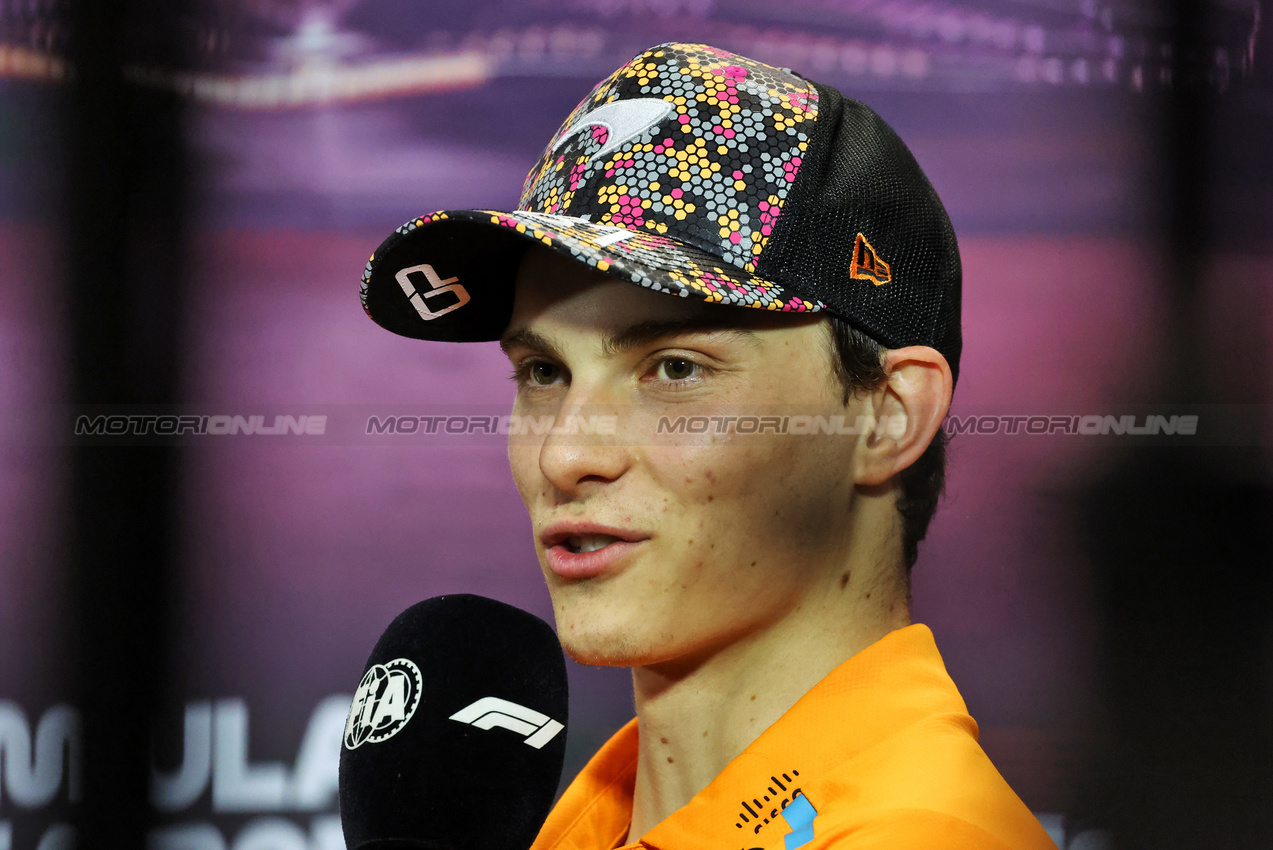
[360,43,1052,850]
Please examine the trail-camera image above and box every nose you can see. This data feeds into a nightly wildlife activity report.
[534,388,630,497]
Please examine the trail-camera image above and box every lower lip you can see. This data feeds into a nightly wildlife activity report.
[545,540,643,580]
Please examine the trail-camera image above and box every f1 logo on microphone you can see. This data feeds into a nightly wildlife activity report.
[449,697,564,749]
[396,263,470,321]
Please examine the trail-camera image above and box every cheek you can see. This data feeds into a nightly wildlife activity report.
[642,437,793,520]
[507,440,543,506]
[648,435,853,550]
[643,438,734,503]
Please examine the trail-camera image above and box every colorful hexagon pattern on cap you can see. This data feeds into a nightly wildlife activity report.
[360,42,832,339]
[516,43,819,295]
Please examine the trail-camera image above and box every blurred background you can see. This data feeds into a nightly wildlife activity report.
[1,0,1270,848]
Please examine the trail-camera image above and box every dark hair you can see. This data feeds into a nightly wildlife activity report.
[826,317,949,570]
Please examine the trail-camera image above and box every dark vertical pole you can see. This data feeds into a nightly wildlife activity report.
[1078,0,1273,847]
[64,1,188,846]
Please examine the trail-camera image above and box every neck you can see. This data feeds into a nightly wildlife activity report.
[624,567,910,841]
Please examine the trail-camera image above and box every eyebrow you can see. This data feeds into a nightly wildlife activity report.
[601,318,759,357]
[499,328,560,358]
[499,318,759,359]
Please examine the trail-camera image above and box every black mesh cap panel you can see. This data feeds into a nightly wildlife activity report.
[755,82,962,384]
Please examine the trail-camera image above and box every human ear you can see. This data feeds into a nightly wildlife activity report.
[853,346,952,487]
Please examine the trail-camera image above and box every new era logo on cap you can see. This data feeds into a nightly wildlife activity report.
[849,234,891,286]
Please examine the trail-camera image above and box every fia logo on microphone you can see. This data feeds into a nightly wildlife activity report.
[344,658,423,749]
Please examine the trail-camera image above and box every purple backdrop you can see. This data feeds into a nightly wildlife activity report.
[2,2,1271,848]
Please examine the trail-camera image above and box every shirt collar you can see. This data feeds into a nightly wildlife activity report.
[534,624,964,850]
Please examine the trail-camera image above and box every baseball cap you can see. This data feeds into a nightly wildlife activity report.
[360,42,962,383]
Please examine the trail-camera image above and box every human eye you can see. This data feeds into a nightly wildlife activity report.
[511,357,567,388]
[647,354,710,387]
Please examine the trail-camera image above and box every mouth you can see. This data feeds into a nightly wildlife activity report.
[563,533,624,554]
[540,523,648,578]
[542,522,646,549]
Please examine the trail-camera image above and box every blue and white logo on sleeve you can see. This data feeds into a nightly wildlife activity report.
[781,794,818,850]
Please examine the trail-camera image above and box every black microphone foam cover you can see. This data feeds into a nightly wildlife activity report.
[339,594,568,850]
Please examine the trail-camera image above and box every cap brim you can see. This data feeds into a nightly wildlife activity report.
[360,209,825,342]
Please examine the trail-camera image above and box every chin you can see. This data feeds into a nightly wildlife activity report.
[556,626,650,667]
[546,584,695,668]
[557,624,718,673]
[550,606,677,668]
[560,643,640,668]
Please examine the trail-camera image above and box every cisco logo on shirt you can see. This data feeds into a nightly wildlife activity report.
[734,769,804,835]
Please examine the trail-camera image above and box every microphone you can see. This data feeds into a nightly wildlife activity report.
[338,594,569,850]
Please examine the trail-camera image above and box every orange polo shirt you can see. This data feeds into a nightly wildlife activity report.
[531,624,1055,850]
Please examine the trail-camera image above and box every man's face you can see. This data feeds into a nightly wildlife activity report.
[502,248,867,670]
